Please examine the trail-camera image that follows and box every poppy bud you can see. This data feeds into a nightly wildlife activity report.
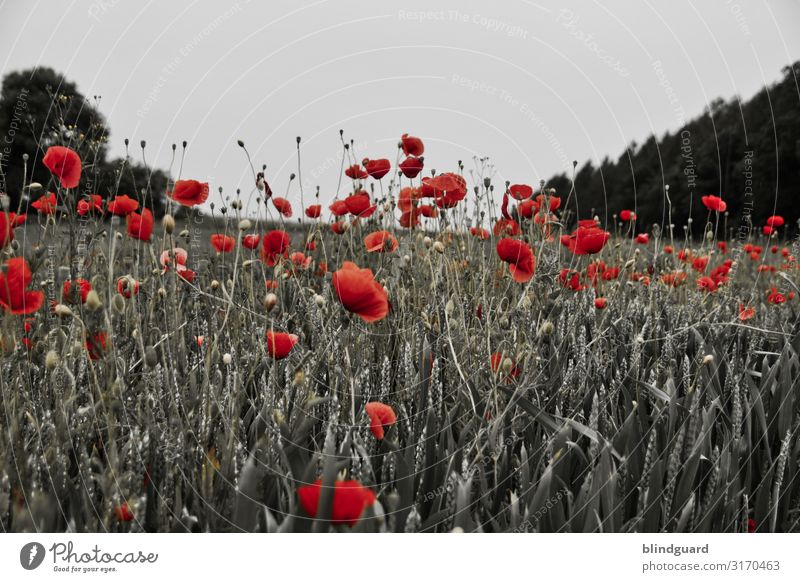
[163,214,176,234]
[223,353,232,365]
[264,293,278,311]
[403,255,411,265]
[85,290,102,312]
[71,341,83,358]
[702,354,714,366]
[242,260,255,269]
[423,236,432,248]
[502,358,514,373]
[179,229,190,238]
[238,218,252,231]
[115,231,123,240]
[45,350,60,370]
[54,304,73,317]
[433,241,445,253]
[538,321,554,335]
[158,287,166,298]
[144,346,158,368]
[211,280,220,290]
[112,294,125,313]
[314,294,325,307]
[445,299,455,316]
[29,182,43,191]
[293,369,305,386]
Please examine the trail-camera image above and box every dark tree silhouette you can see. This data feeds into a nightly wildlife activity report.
[0,67,170,216]
[544,62,800,234]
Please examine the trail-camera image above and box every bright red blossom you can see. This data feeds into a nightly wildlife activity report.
[297,479,376,527]
[365,402,396,440]
[332,262,389,323]
[43,146,82,189]
[0,258,45,315]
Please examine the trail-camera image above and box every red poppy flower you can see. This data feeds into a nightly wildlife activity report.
[562,225,610,255]
[77,194,104,216]
[169,180,209,207]
[536,194,561,212]
[242,234,260,250]
[0,212,21,248]
[106,194,139,216]
[490,352,521,382]
[619,209,636,222]
[768,288,786,304]
[43,146,81,189]
[261,230,291,266]
[400,133,424,157]
[266,330,298,359]
[496,238,535,283]
[762,225,774,236]
[329,200,349,216]
[399,156,424,178]
[766,215,784,228]
[717,241,728,253]
[470,226,489,240]
[701,194,727,213]
[345,164,368,180]
[114,503,134,522]
[297,479,376,527]
[0,258,45,315]
[697,276,718,292]
[398,210,419,229]
[594,297,608,309]
[305,240,317,251]
[660,271,687,287]
[559,269,585,291]
[290,251,312,269]
[63,278,92,304]
[518,199,538,219]
[664,245,674,254]
[508,184,533,200]
[126,208,153,241]
[116,276,139,298]
[398,187,421,212]
[423,173,467,208]
[160,247,188,270]
[364,230,398,253]
[418,204,438,218]
[365,402,397,440]
[332,261,389,323]
[305,204,322,219]
[692,256,709,272]
[85,331,107,360]
[211,234,235,253]
[636,233,649,244]
[331,221,349,234]
[32,192,57,215]
[363,158,391,180]
[272,196,293,217]
[739,304,755,321]
[344,192,374,217]
[493,218,520,237]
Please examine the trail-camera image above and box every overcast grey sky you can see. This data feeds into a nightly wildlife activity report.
[1,0,799,216]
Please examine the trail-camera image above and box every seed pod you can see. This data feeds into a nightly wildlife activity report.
[45,350,60,370]
[85,290,102,312]
[144,346,159,368]
[162,214,176,234]
[54,304,73,317]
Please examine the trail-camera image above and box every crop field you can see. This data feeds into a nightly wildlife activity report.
[1,136,799,534]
